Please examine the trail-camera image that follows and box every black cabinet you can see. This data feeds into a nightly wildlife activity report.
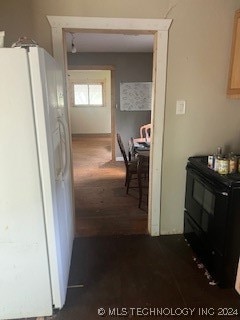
[184,157,240,287]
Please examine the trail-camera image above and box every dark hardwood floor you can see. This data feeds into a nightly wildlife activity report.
[55,234,240,319]
[72,135,148,237]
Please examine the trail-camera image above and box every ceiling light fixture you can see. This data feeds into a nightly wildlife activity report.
[71,33,77,53]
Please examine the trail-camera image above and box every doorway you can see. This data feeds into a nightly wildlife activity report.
[68,69,112,136]
[47,16,172,236]
[67,56,149,235]
[66,33,153,236]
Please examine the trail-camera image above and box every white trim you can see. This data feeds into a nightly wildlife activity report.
[47,16,171,31]
[47,16,172,236]
[116,156,124,162]
[148,31,169,236]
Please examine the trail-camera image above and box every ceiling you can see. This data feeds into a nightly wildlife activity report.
[65,32,154,53]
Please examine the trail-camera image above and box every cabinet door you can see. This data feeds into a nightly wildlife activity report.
[227,9,240,98]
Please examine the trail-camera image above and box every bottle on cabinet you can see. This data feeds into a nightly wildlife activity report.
[213,146,222,172]
[229,152,237,174]
[208,148,240,175]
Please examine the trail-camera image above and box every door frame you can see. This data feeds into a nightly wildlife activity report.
[47,16,172,236]
[68,64,116,160]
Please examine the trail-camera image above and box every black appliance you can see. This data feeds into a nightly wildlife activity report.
[184,156,240,287]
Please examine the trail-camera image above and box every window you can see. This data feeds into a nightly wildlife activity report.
[72,82,104,107]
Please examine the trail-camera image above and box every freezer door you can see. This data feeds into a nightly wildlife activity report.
[0,48,53,319]
[28,47,74,309]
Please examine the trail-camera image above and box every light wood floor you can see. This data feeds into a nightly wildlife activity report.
[72,135,148,237]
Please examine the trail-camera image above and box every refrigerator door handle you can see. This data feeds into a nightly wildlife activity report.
[57,117,68,180]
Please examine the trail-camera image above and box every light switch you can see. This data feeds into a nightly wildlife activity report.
[176,100,186,115]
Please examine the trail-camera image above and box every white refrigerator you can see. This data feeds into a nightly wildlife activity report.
[0,47,74,319]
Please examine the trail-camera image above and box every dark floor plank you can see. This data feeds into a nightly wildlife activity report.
[55,235,240,320]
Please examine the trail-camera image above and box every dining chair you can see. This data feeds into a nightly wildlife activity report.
[116,133,138,193]
[133,123,152,144]
[140,123,151,142]
[128,137,137,161]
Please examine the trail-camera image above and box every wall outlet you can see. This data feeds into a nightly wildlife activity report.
[176,100,186,115]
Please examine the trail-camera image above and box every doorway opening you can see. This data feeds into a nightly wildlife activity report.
[66,34,151,236]
[67,66,116,160]
[47,16,172,236]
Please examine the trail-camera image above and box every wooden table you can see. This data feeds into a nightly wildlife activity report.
[128,139,150,161]
[136,150,150,158]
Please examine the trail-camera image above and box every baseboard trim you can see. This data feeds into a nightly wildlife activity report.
[72,133,111,138]
[116,156,124,161]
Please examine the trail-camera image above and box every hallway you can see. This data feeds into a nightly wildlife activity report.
[72,135,148,237]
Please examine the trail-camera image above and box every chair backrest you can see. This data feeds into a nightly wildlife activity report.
[145,124,151,140]
[140,124,151,141]
[117,133,128,166]
[128,137,135,161]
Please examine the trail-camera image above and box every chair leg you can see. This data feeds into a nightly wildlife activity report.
[138,171,142,208]
[126,172,131,194]
[124,174,127,186]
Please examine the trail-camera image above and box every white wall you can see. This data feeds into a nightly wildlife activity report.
[68,70,111,134]
[161,0,240,234]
